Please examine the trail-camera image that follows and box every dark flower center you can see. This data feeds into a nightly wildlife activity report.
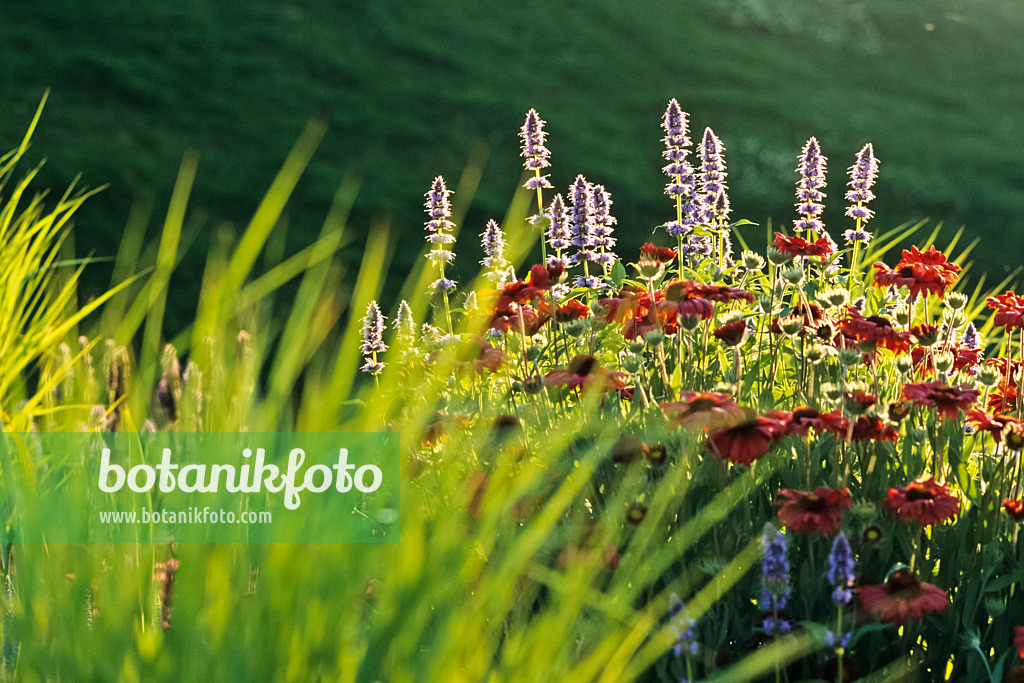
[799,493,830,513]
[905,487,935,502]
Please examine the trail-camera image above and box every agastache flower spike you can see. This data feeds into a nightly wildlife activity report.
[360,300,387,376]
[520,109,553,179]
[827,532,856,606]
[844,143,879,232]
[760,524,792,635]
[661,100,700,241]
[480,219,512,284]
[546,193,571,266]
[668,593,700,658]
[424,176,457,331]
[568,176,602,288]
[590,184,617,271]
[794,137,827,236]
[697,128,729,228]
[961,321,980,350]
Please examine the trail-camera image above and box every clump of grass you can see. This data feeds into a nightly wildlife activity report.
[2,93,1024,683]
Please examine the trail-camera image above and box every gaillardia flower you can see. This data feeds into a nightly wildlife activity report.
[774,486,852,535]
[872,245,960,299]
[859,569,948,624]
[881,477,959,526]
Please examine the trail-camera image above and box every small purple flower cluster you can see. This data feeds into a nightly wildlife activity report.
[844,143,879,244]
[360,300,387,375]
[424,176,457,292]
[760,524,792,636]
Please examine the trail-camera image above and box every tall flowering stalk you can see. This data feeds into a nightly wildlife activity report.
[394,299,418,360]
[360,300,387,380]
[546,193,571,267]
[590,184,617,276]
[521,109,554,264]
[424,176,457,333]
[480,219,512,285]
[697,128,731,267]
[661,99,700,275]
[568,176,601,289]
[826,532,856,681]
[760,524,791,636]
[844,143,879,279]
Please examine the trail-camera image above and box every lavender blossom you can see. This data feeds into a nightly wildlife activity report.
[394,300,418,357]
[845,143,879,225]
[590,184,617,267]
[480,220,508,268]
[827,532,856,605]
[424,176,457,291]
[567,176,602,287]
[668,593,699,657]
[546,193,571,265]
[962,322,980,350]
[794,137,827,235]
[697,128,729,227]
[520,108,553,186]
[760,524,792,635]
[661,100,701,237]
[360,300,387,375]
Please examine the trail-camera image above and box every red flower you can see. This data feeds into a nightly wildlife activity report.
[849,416,899,442]
[665,279,755,304]
[429,337,506,374]
[911,346,981,376]
[713,319,747,345]
[544,355,628,392]
[1002,499,1024,522]
[661,280,718,320]
[555,299,591,322]
[840,311,914,353]
[639,242,677,263]
[902,381,979,419]
[966,409,1024,443]
[661,392,746,432]
[770,302,828,337]
[772,232,835,261]
[859,569,949,624]
[881,477,959,526]
[775,486,851,534]
[987,291,1024,330]
[872,245,961,299]
[779,407,846,437]
[705,416,785,466]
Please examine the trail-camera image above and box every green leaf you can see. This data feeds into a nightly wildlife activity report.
[611,260,627,288]
[729,219,758,228]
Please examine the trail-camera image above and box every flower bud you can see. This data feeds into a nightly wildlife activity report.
[644,330,666,347]
[838,349,861,366]
[525,345,542,363]
[742,250,765,270]
[782,266,805,285]
[767,247,791,265]
[946,291,968,311]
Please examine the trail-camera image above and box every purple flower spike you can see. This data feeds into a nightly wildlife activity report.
[568,175,598,263]
[480,219,506,268]
[794,137,827,235]
[962,322,980,350]
[760,524,791,622]
[546,193,572,258]
[845,143,879,238]
[590,183,617,266]
[360,300,387,375]
[661,101,702,239]
[520,109,554,188]
[668,593,699,658]
[424,176,457,290]
[827,532,856,606]
[697,127,729,226]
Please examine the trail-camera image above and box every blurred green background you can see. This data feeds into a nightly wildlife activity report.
[1,0,1022,330]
